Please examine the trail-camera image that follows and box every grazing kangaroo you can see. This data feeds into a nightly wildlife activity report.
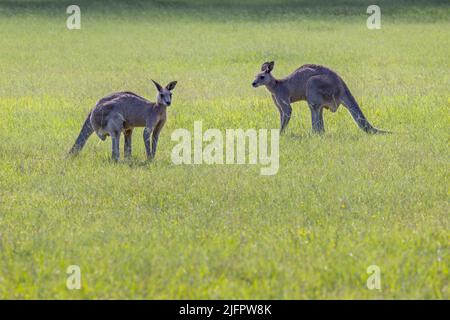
[252,61,389,134]
[68,80,177,161]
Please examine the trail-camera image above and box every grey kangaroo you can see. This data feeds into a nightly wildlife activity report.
[68,80,177,161]
[252,61,389,134]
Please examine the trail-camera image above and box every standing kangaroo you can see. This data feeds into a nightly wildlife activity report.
[68,79,177,161]
[252,61,389,134]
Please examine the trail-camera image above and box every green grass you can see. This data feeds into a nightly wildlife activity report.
[0,0,449,299]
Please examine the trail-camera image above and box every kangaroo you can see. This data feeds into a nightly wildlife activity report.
[252,61,389,134]
[68,79,177,161]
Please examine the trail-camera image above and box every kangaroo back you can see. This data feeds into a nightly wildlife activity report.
[340,82,389,134]
[68,111,94,155]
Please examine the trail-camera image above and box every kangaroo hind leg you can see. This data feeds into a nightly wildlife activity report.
[124,129,133,159]
[306,93,325,134]
[106,114,124,161]
[111,131,121,161]
[307,76,333,134]
[328,95,340,113]
[308,104,325,134]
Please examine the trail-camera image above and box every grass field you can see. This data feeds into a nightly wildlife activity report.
[0,0,448,299]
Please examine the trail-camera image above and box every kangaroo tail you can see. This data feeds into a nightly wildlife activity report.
[341,82,391,134]
[68,111,94,156]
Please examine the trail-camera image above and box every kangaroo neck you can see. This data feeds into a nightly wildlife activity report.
[265,78,280,94]
[154,102,166,110]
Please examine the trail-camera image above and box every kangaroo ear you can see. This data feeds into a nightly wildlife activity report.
[151,79,163,92]
[166,81,178,91]
[261,61,275,73]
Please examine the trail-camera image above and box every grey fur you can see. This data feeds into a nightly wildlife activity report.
[68,80,177,161]
[252,61,389,134]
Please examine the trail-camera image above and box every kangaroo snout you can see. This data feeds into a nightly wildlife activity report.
[252,81,257,88]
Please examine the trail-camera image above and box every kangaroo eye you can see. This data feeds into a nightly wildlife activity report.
[260,76,264,80]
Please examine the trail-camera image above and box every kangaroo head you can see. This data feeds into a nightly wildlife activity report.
[152,79,177,107]
[252,61,275,88]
